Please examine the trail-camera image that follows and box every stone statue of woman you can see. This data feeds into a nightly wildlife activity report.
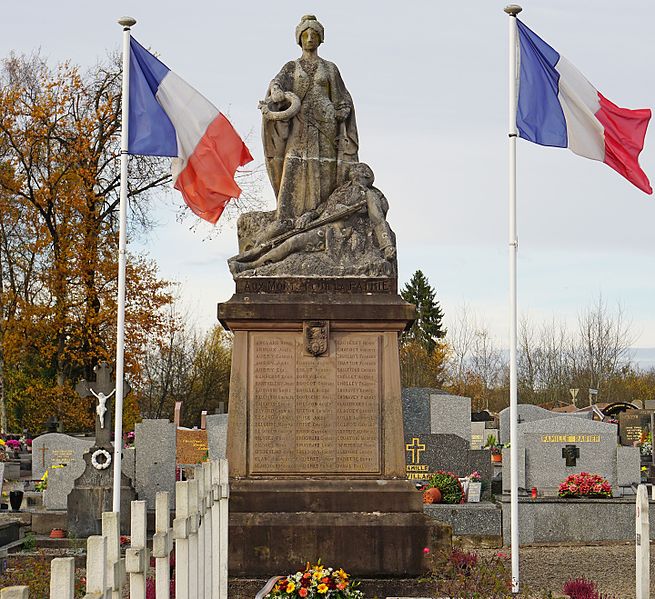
[261,15,359,226]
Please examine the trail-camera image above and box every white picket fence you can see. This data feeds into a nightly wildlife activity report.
[1,459,229,599]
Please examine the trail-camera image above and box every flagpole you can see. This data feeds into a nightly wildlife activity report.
[504,4,522,594]
[112,15,136,513]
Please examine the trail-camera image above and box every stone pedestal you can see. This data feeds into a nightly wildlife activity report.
[67,446,135,536]
[218,281,451,576]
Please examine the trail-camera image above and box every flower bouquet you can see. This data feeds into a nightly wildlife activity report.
[264,561,364,598]
[558,472,612,498]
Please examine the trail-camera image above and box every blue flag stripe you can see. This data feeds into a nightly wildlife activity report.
[128,38,178,157]
[516,20,567,148]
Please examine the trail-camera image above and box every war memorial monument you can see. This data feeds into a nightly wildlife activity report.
[218,15,444,577]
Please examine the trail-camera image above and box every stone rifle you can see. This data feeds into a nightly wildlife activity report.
[237,199,368,264]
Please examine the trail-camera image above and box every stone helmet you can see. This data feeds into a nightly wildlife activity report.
[295,15,324,46]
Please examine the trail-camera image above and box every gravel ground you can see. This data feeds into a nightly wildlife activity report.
[479,542,653,598]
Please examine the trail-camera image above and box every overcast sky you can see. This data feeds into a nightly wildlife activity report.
[5,1,655,355]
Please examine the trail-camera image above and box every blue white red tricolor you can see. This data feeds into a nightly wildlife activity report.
[516,20,652,194]
[128,38,253,223]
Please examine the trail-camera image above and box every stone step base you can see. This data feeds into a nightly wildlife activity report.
[229,511,451,577]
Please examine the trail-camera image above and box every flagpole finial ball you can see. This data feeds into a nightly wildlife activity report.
[118,16,137,28]
[504,5,523,16]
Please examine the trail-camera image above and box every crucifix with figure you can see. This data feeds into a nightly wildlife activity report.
[75,362,130,447]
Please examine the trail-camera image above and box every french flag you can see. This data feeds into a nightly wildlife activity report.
[516,20,652,194]
[128,38,253,223]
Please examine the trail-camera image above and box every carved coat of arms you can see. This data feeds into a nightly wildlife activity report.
[303,320,329,356]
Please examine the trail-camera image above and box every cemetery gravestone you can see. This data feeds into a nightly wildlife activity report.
[68,363,135,535]
[32,433,94,481]
[176,429,208,465]
[618,410,651,446]
[402,389,492,490]
[502,415,639,495]
[206,414,228,460]
[499,403,591,444]
[470,422,486,449]
[135,419,176,510]
[430,393,471,441]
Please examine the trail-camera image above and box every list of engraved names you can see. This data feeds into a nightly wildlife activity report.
[249,333,381,474]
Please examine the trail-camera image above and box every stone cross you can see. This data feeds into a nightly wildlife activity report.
[405,437,425,464]
[561,444,580,467]
[39,443,49,469]
[75,363,130,447]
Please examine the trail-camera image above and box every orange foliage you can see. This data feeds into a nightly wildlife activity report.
[0,53,172,432]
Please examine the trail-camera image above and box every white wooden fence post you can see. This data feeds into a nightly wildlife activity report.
[50,557,75,599]
[219,459,229,599]
[85,535,109,599]
[188,478,200,599]
[126,500,149,599]
[174,480,190,599]
[195,467,206,599]
[102,511,124,599]
[211,460,221,599]
[636,483,650,599]
[202,461,213,599]
[153,491,173,599]
[0,588,29,599]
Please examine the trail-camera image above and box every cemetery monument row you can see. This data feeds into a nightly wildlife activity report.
[218,15,445,577]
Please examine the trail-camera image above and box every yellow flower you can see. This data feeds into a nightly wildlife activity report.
[286,582,295,593]
[336,568,349,580]
[0,439,5,446]
[317,583,328,594]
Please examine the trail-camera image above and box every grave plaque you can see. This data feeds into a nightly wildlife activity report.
[470,422,486,449]
[176,429,209,465]
[32,433,94,480]
[618,410,651,446]
[248,332,380,475]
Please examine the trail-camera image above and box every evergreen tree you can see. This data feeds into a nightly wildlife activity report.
[400,270,446,354]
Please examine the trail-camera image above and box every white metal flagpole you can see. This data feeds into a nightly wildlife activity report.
[504,4,522,594]
[112,16,136,513]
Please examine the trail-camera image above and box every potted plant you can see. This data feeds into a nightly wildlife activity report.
[484,434,502,463]
[421,471,465,505]
[466,471,482,502]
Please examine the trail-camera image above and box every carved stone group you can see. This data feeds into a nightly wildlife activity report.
[230,15,397,279]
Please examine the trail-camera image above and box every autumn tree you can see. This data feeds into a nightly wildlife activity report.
[0,52,174,432]
[136,314,232,426]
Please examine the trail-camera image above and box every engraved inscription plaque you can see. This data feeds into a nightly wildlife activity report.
[248,332,381,475]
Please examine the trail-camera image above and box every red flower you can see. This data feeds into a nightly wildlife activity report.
[299,589,308,597]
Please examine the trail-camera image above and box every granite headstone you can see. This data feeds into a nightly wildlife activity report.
[32,433,94,480]
[502,415,638,495]
[135,419,176,509]
[44,445,135,510]
[430,393,471,442]
[470,422,486,449]
[206,414,228,460]
[618,410,651,446]
[498,404,591,444]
